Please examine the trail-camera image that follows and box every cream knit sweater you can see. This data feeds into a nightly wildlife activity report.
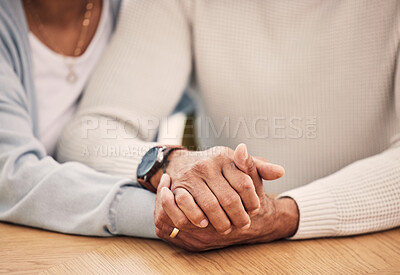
[57,0,400,239]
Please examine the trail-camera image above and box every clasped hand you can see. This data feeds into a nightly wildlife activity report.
[154,144,295,251]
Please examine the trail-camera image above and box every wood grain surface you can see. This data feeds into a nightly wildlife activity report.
[0,222,399,274]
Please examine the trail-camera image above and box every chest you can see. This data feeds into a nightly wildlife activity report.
[193,1,400,102]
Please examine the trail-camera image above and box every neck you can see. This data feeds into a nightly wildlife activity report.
[25,0,88,26]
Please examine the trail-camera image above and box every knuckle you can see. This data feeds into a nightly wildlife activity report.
[213,149,233,163]
[173,177,193,192]
[161,195,172,209]
[220,194,240,208]
[175,191,191,206]
[213,152,226,163]
[175,217,189,229]
[237,176,254,193]
[193,161,212,175]
[224,161,239,175]
[221,162,232,172]
[154,216,163,229]
[227,161,237,170]
[202,197,219,211]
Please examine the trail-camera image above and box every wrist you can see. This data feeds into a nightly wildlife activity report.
[271,197,300,239]
[149,168,164,190]
[149,146,187,190]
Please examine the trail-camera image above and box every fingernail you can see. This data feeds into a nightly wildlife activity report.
[199,219,208,228]
[236,143,248,160]
[240,222,251,230]
[222,227,232,235]
[242,144,248,160]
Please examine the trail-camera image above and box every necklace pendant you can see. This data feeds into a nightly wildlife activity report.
[66,70,78,84]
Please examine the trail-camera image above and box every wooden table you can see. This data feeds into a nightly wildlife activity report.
[0,222,399,274]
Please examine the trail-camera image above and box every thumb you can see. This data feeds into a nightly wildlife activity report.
[157,173,171,192]
[233,143,264,197]
[254,157,285,181]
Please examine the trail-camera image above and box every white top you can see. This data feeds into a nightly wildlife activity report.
[57,0,400,239]
[30,0,112,156]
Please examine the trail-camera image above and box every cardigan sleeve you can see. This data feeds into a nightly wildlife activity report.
[0,1,157,239]
[56,0,192,180]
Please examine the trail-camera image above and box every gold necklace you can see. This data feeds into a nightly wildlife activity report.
[25,0,95,84]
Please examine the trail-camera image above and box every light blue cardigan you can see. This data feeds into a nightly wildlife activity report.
[0,0,162,238]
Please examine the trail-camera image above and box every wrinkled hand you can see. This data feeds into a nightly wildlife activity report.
[156,145,284,234]
[154,144,299,251]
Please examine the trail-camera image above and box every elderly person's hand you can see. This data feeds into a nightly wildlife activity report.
[154,144,284,234]
[155,144,298,251]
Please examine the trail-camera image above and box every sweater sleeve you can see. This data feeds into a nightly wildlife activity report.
[278,53,400,239]
[56,0,192,180]
[278,149,400,239]
[0,2,157,239]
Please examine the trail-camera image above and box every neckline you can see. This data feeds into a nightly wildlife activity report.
[28,0,109,64]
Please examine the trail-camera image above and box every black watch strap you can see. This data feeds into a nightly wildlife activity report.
[161,147,182,173]
[137,146,185,192]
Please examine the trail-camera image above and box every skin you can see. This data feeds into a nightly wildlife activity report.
[23,0,102,57]
[155,144,300,252]
[149,145,286,234]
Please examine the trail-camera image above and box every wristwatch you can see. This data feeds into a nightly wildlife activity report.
[136,146,185,192]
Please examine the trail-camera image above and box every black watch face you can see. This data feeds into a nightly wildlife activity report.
[137,147,159,178]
